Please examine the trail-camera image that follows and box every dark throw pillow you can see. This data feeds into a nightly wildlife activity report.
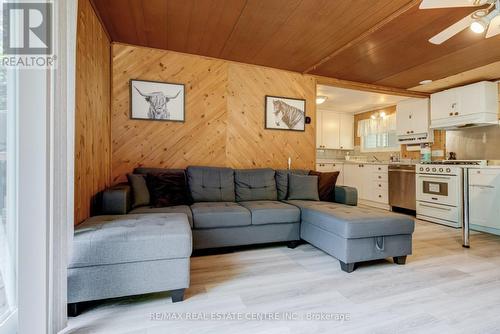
[146,171,190,207]
[127,174,150,208]
[309,170,339,202]
[287,174,319,201]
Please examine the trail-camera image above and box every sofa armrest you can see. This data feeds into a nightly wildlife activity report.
[334,186,358,206]
[101,183,132,214]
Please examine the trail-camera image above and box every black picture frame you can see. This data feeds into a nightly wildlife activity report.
[264,95,306,132]
[129,79,185,122]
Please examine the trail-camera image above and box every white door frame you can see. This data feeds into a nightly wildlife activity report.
[16,1,77,333]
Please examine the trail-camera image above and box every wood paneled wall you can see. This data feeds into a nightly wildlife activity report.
[354,106,446,160]
[75,0,111,225]
[111,43,316,183]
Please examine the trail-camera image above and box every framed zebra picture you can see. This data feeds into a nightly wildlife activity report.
[265,95,306,131]
[130,79,185,122]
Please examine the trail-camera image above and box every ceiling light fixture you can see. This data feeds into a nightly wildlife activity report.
[470,19,487,33]
[419,79,433,85]
[316,96,328,104]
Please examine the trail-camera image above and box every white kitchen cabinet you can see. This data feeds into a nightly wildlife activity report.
[468,168,500,235]
[317,111,354,150]
[430,81,498,128]
[315,162,344,185]
[318,111,340,149]
[343,163,371,200]
[396,98,430,136]
[339,113,354,150]
[430,90,458,121]
[343,163,389,208]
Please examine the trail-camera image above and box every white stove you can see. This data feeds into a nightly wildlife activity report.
[415,160,486,228]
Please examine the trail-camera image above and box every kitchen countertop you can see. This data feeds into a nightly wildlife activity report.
[316,159,417,165]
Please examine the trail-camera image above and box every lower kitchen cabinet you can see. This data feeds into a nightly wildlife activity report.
[343,163,389,209]
[315,162,344,185]
[468,168,500,235]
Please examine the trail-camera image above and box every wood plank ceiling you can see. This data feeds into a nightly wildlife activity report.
[92,0,500,89]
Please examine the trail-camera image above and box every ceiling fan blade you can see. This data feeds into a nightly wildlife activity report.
[486,15,500,37]
[420,0,488,9]
[429,14,475,44]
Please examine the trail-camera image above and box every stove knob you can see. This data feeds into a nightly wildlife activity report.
[419,167,424,171]
[432,168,437,172]
[425,167,430,172]
[439,168,444,172]
[446,168,451,173]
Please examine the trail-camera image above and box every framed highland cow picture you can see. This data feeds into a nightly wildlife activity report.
[265,95,306,131]
[130,79,185,122]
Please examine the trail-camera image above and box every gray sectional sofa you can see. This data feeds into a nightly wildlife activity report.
[69,166,414,315]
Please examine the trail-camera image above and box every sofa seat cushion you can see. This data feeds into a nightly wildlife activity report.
[286,200,414,239]
[129,205,193,227]
[70,213,192,268]
[239,201,300,225]
[235,169,277,201]
[190,202,251,229]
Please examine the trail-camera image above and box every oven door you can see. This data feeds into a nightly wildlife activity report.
[416,174,459,207]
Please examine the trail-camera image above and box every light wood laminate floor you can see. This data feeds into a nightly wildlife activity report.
[65,219,500,334]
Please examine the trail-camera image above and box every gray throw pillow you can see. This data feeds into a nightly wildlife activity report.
[287,174,319,201]
[127,174,150,208]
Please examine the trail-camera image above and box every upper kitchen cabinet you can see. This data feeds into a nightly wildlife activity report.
[430,81,498,130]
[317,110,354,150]
[396,98,433,144]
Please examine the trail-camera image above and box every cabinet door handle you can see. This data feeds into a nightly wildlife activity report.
[449,112,453,116]
[454,112,459,116]
[470,184,495,189]
[378,195,382,198]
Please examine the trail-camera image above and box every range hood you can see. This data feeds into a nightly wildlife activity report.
[430,113,499,131]
[398,131,434,144]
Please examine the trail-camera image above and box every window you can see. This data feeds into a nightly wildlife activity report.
[357,114,400,152]
[361,131,399,152]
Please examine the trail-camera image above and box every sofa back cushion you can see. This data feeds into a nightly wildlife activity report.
[146,171,191,207]
[235,168,277,201]
[134,167,185,175]
[309,170,340,201]
[275,169,310,200]
[187,166,235,202]
[287,174,320,201]
[127,174,150,208]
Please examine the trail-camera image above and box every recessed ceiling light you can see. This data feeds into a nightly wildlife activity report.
[316,96,328,104]
[419,79,433,85]
[470,19,487,34]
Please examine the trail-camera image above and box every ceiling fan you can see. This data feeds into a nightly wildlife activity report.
[420,0,500,44]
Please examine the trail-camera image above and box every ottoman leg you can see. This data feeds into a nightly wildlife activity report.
[171,289,185,303]
[68,302,82,317]
[287,240,300,249]
[339,261,356,273]
[393,256,407,265]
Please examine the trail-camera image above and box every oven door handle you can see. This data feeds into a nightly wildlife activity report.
[419,176,453,180]
[419,203,452,211]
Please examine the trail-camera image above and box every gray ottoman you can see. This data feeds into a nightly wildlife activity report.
[288,201,415,273]
[68,213,192,315]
